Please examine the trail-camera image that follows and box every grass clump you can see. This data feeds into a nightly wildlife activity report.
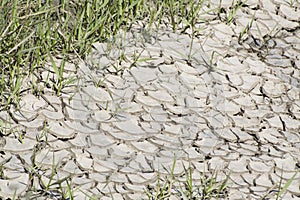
[146,159,229,200]
[0,0,206,110]
[0,0,141,108]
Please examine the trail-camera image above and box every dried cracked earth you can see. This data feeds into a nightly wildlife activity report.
[0,0,300,199]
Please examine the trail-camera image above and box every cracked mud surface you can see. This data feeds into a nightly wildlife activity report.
[0,1,299,199]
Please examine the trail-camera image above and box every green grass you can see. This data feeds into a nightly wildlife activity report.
[0,0,207,110]
[145,159,229,200]
[11,153,296,199]
[0,0,248,109]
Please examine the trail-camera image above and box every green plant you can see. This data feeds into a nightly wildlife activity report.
[145,158,177,199]
[0,0,210,110]
[48,53,77,95]
[0,0,147,109]
[288,0,297,6]
[262,170,299,200]
[228,0,244,24]
[238,13,255,44]
[215,0,244,24]
[146,158,229,200]
[30,151,74,199]
[276,170,298,200]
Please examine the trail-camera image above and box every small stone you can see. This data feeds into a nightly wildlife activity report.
[261,0,276,13]
[184,95,206,108]
[49,138,71,150]
[86,146,109,159]
[259,128,282,144]
[41,94,61,105]
[239,142,259,153]
[286,179,300,194]
[205,113,228,129]
[107,172,127,184]
[126,191,147,199]
[149,113,169,122]
[164,103,189,115]
[231,115,260,128]
[265,54,291,68]
[191,161,208,173]
[283,131,300,144]
[119,101,143,113]
[221,101,240,114]
[95,182,116,194]
[106,74,128,88]
[249,186,268,192]
[163,124,182,135]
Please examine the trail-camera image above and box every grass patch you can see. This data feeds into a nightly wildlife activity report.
[145,159,229,200]
[0,0,207,110]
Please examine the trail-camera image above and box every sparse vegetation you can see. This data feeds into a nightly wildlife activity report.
[0,0,298,199]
